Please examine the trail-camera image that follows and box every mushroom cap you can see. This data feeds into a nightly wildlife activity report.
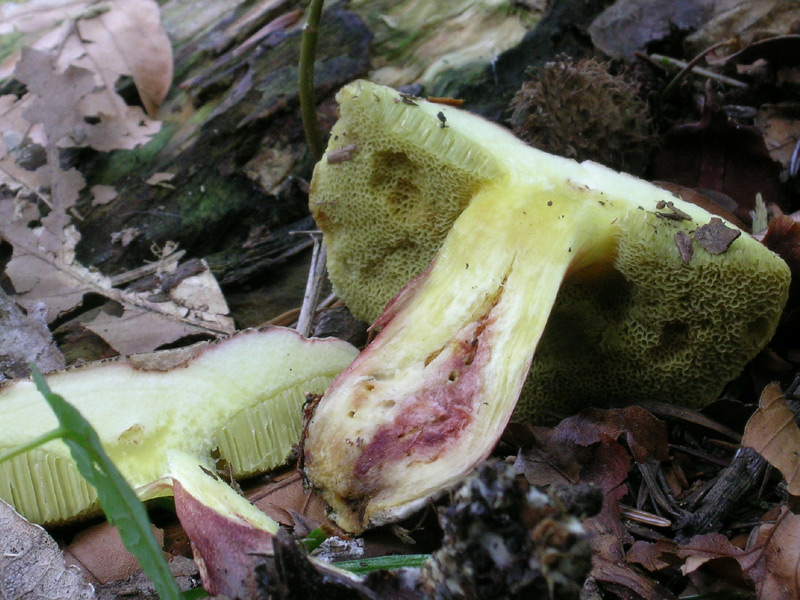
[311,81,790,422]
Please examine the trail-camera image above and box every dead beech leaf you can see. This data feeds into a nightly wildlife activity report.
[741,382,800,496]
[760,215,800,297]
[693,217,742,255]
[64,521,164,586]
[146,172,175,185]
[626,539,680,572]
[590,533,677,600]
[83,306,215,355]
[678,508,800,599]
[74,0,173,117]
[516,414,638,544]
[1,211,234,351]
[588,0,714,60]
[746,506,800,599]
[547,407,670,463]
[516,408,668,490]
[245,470,332,529]
[678,532,748,579]
[653,104,786,222]
[90,184,117,206]
[81,261,234,354]
[0,500,95,600]
[755,104,800,176]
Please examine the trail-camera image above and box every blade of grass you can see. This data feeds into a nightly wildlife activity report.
[302,525,329,552]
[29,365,182,600]
[332,554,430,575]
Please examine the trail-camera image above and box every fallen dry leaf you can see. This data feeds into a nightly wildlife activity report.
[588,0,714,60]
[0,500,94,600]
[653,103,787,224]
[676,506,800,599]
[589,533,678,600]
[64,521,165,586]
[678,532,749,583]
[626,538,680,573]
[81,259,235,354]
[145,172,175,185]
[514,408,667,544]
[541,406,670,464]
[245,470,332,530]
[755,104,800,177]
[688,4,800,55]
[693,217,742,255]
[0,286,64,380]
[746,506,800,599]
[1,213,234,352]
[741,382,800,496]
[74,0,173,118]
[90,184,117,206]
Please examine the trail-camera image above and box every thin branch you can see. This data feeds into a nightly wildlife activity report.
[296,233,327,337]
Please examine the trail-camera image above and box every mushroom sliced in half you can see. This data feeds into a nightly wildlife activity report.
[0,327,358,524]
[303,80,790,533]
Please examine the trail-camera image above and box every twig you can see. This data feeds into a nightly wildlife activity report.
[299,0,325,162]
[677,446,767,540]
[296,233,327,337]
[650,53,747,92]
[661,41,731,98]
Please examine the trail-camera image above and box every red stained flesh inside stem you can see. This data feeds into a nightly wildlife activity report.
[352,316,493,482]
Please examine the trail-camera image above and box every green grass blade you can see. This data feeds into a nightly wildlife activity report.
[302,526,329,552]
[30,365,181,600]
[332,554,430,574]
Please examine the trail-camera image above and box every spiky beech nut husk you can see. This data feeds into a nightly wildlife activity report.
[304,80,789,533]
[0,327,358,524]
[509,58,653,175]
[423,461,599,600]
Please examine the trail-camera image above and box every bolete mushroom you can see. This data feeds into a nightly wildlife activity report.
[0,327,358,524]
[303,80,790,533]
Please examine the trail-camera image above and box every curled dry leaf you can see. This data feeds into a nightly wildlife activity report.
[677,507,800,599]
[589,533,678,600]
[677,532,749,580]
[746,506,800,599]
[741,382,800,495]
[73,0,173,118]
[515,408,669,544]
[0,500,95,600]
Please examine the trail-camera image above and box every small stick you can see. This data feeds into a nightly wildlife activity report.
[651,53,747,91]
[296,233,327,337]
[661,41,731,98]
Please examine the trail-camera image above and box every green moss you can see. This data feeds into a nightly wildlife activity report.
[90,122,178,184]
[0,30,26,69]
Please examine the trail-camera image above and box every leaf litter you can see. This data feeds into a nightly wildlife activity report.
[3,0,800,598]
[0,0,234,356]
